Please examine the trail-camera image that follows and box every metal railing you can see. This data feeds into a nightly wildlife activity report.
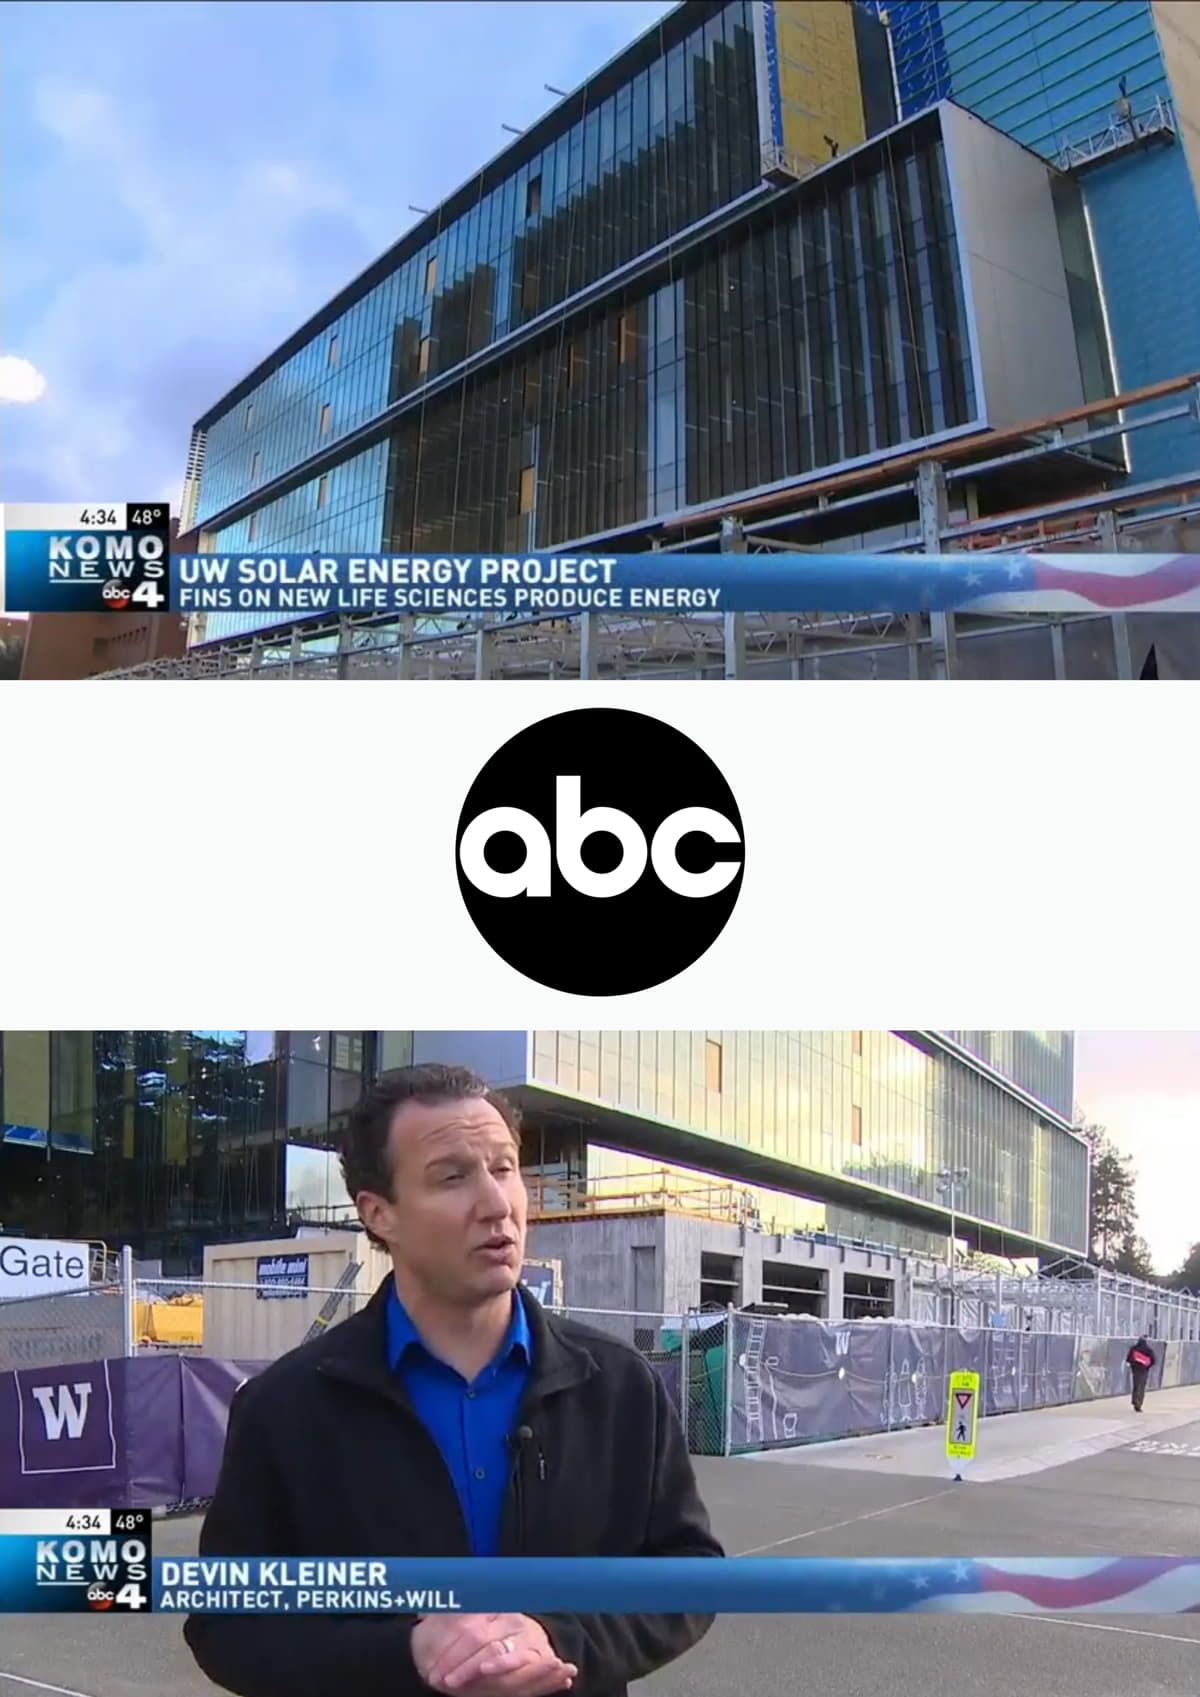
[523,1169,926,1263]
[1055,96,1177,172]
[525,1169,761,1224]
[916,1259,1200,1341]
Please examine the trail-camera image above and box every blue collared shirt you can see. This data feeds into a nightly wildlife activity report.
[385,1284,533,1556]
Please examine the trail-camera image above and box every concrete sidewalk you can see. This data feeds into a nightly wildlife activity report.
[737,1382,1200,1482]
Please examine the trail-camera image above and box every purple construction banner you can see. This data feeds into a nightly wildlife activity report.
[726,1321,1153,1453]
[729,1315,891,1448]
[14,1358,118,1480]
[886,1325,945,1428]
[122,1355,186,1507]
[1,1357,125,1506]
[181,1357,266,1500]
[3,1332,1196,1499]
[0,1355,264,1509]
[649,1353,682,1417]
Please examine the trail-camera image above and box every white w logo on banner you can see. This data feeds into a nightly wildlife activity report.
[30,1381,93,1440]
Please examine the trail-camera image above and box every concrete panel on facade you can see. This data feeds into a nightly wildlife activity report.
[666,1215,751,1312]
[525,1216,667,1314]
[940,101,1087,431]
[526,1212,905,1323]
[1151,1,1200,217]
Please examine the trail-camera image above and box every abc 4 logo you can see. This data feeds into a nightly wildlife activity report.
[87,1580,148,1611]
[101,578,166,612]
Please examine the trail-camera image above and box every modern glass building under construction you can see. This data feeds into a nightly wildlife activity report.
[0,1029,1085,1274]
[126,0,1200,682]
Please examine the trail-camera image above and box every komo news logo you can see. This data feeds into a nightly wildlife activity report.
[50,530,167,611]
[456,708,745,995]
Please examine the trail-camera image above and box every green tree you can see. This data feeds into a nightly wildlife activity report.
[1078,1123,1138,1268]
[1113,1233,1156,1282]
[1169,1242,1200,1291]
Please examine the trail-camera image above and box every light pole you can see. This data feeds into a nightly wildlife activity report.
[936,1166,970,1325]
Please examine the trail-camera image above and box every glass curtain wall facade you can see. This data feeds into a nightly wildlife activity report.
[386,118,972,553]
[527,1029,1088,1253]
[194,0,764,530]
[188,1,963,643]
[203,115,972,567]
[942,1030,1076,1119]
[0,1032,403,1271]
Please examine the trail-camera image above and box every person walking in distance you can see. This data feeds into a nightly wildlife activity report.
[185,1063,723,1697]
[1126,1335,1156,1412]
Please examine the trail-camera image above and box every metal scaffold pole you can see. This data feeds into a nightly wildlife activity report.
[722,1304,736,1457]
[917,459,955,679]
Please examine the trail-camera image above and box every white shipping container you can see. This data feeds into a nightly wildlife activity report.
[202,1232,391,1360]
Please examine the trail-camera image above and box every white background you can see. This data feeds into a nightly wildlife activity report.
[6,679,1199,1031]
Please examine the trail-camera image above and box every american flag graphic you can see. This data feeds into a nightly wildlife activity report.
[955,554,1200,615]
[813,1557,1200,1614]
[642,552,1200,614]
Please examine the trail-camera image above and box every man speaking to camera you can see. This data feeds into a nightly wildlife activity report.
[184,1063,722,1697]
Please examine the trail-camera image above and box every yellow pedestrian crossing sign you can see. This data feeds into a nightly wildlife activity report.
[946,1370,980,1465]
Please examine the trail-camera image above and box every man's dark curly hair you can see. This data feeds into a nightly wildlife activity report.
[340,1063,521,1245]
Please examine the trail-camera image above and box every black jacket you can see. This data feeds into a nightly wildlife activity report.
[184,1281,722,1697]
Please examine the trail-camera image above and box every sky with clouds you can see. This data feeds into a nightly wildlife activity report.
[1,0,673,509]
[1074,1031,1200,1275]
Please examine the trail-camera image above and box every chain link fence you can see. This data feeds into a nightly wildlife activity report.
[0,1283,128,1372]
[5,1264,1200,1499]
[544,1306,727,1457]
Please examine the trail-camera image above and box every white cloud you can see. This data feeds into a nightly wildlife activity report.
[0,355,48,404]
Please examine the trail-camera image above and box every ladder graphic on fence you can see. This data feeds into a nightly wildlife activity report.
[301,1262,362,1344]
[743,1316,767,1446]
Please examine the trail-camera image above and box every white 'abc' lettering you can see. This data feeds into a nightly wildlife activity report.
[31,1382,93,1441]
[460,776,741,899]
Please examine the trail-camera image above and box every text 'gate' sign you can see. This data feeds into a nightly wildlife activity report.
[0,1237,90,1301]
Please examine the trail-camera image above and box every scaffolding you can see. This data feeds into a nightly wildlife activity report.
[918,1256,1200,1340]
[1055,96,1177,174]
[102,371,1200,683]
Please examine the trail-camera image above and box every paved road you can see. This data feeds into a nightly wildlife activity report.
[2,1388,1198,1697]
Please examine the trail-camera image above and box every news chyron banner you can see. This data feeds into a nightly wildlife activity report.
[4,501,1200,617]
[0,1510,152,1613]
[3,1540,1200,1614]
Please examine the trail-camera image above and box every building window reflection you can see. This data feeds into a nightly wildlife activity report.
[705,1037,723,1093]
[0,1030,383,1272]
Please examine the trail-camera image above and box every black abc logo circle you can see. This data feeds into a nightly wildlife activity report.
[456,708,745,995]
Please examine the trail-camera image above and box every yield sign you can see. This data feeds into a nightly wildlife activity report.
[946,1369,980,1464]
